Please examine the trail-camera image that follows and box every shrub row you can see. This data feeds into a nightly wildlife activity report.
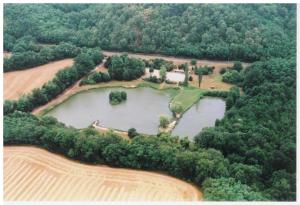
[4,42,80,72]
[79,72,111,86]
[4,47,104,115]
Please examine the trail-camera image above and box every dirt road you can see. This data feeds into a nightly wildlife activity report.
[4,146,202,201]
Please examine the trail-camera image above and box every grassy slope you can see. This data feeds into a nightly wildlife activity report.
[171,87,203,112]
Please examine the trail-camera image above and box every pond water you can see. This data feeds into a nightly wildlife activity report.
[46,87,225,138]
[171,97,226,140]
[46,87,173,135]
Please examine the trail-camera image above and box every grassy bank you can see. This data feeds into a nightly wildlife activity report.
[37,80,206,125]
[171,87,203,112]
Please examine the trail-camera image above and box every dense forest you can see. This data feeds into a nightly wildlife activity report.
[3,4,296,201]
[4,4,296,62]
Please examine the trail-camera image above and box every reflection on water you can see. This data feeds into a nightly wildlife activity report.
[172,97,225,140]
[46,87,173,135]
[47,87,225,138]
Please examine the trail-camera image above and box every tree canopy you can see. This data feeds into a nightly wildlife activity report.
[3,3,296,201]
[4,4,296,62]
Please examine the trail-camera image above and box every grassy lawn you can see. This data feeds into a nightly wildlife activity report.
[213,75,223,82]
[138,81,161,89]
[171,86,203,112]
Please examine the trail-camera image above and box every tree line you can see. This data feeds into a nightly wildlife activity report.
[4,4,296,62]
[194,57,296,200]
[3,3,296,201]
[4,42,80,72]
[4,111,265,201]
[4,47,104,114]
[105,54,145,81]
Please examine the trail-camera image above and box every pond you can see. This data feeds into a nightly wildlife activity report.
[171,97,226,140]
[46,87,173,135]
[46,87,226,138]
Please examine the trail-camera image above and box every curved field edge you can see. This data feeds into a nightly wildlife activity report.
[4,146,203,201]
[4,58,74,100]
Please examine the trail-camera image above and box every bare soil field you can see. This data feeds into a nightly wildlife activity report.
[103,51,250,91]
[4,59,74,100]
[4,146,202,201]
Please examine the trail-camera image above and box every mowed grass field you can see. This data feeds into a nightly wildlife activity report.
[171,87,203,112]
[4,146,202,201]
[4,59,74,100]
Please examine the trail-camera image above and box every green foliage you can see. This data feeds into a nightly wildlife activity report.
[109,91,127,105]
[229,163,262,185]
[171,87,203,112]
[203,177,267,201]
[195,58,296,201]
[226,86,240,110]
[3,4,296,201]
[4,47,103,114]
[146,58,175,71]
[190,59,197,66]
[183,66,189,86]
[222,70,243,84]
[266,170,296,201]
[4,4,296,62]
[195,65,214,75]
[175,149,230,184]
[232,61,243,72]
[159,66,167,81]
[170,102,183,115]
[107,54,145,81]
[80,72,111,86]
[198,72,202,87]
[4,111,230,190]
[220,67,227,75]
[12,35,41,53]
[4,42,80,72]
[159,116,169,128]
[144,75,161,84]
[204,90,228,98]
[128,128,138,139]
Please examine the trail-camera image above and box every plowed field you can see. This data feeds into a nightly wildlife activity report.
[4,59,74,100]
[4,146,202,201]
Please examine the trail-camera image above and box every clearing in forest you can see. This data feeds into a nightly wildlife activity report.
[102,51,250,91]
[4,59,74,100]
[4,146,202,201]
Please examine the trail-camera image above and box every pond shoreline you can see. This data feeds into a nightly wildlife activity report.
[45,86,175,135]
[35,80,179,116]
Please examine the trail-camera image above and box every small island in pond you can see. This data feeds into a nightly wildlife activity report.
[109,91,127,105]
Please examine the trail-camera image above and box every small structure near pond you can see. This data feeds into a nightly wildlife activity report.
[145,68,185,83]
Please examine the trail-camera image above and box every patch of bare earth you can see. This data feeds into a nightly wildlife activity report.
[4,51,12,58]
[4,59,74,100]
[4,146,202,201]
